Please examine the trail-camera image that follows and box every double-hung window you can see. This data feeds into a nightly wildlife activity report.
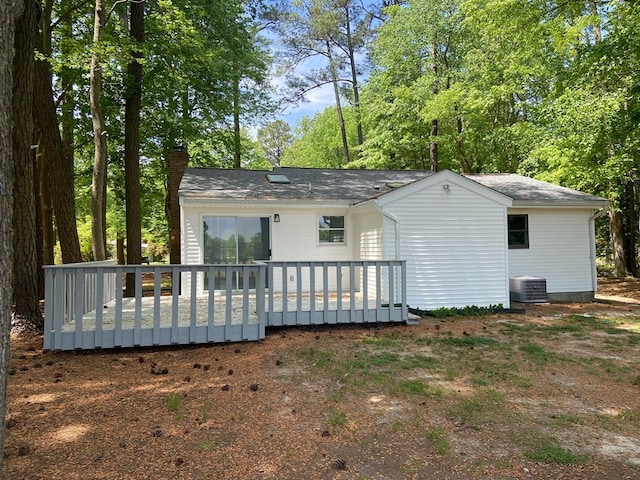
[318,215,345,244]
[508,214,529,249]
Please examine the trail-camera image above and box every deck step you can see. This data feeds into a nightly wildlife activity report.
[406,313,421,326]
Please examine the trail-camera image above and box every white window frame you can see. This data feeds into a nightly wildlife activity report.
[318,214,346,246]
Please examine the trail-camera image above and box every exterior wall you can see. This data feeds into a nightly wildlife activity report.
[508,208,595,297]
[380,177,510,310]
[180,203,355,293]
[352,208,383,261]
[352,207,384,294]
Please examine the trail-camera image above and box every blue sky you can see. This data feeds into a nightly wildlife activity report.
[271,76,335,130]
[263,0,380,131]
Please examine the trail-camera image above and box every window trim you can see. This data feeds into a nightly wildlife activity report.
[508,214,529,249]
[318,214,346,246]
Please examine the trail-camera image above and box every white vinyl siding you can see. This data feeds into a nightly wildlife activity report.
[508,208,594,294]
[181,203,353,292]
[182,205,203,266]
[353,210,383,261]
[380,177,510,310]
[352,209,384,294]
[272,209,352,291]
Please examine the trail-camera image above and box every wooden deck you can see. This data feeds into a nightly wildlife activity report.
[43,261,411,351]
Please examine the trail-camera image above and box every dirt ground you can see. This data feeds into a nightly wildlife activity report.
[3,277,640,480]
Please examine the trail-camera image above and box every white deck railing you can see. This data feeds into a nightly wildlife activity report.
[265,261,407,326]
[43,260,408,351]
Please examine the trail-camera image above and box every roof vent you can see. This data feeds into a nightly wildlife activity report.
[266,173,290,184]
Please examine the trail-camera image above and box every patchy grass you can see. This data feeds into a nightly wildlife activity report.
[166,393,182,412]
[439,335,499,348]
[425,427,451,454]
[7,300,640,480]
[447,389,506,427]
[326,408,348,428]
[523,434,587,465]
[520,342,557,362]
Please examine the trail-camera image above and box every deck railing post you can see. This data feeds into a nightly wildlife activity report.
[362,261,369,321]
[401,261,408,319]
[257,263,266,337]
[73,267,86,349]
[43,267,54,350]
[94,267,105,347]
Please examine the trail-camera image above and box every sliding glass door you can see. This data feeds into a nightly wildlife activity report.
[203,216,270,290]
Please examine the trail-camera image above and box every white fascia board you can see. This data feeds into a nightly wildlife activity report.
[348,200,377,214]
[374,169,513,208]
[511,199,609,209]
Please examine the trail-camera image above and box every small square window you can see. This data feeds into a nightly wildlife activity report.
[318,215,345,244]
[508,214,529,249]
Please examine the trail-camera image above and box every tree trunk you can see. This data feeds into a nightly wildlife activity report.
[429,45,439,172]
[117,235,125,265]
[39,0,54,265]
[0,0,21,470]
[90,0,108,261]
[624,180,638,277]
[124,0,144,296]
[430,119,438,172]
[233,75,241,168]
[12,0,43,335]
[58,15,81,263]
[456,116,469,172]
[38,147,54,265]
[589,1,602,44]
[34,53,82,264]
[343,3,363,147]
[327,41,350,166]
[33,155,44,298]
[609,206,626,276]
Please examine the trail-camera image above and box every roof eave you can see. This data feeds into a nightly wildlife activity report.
[511,200,609,208]
[180,196,352,208]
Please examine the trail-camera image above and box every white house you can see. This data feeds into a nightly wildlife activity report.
[179,167,608,310]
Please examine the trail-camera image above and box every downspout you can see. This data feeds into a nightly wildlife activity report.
[589,207,608,294]
[374,200,400,260]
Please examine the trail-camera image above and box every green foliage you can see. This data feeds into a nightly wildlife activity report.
[257,120,294,166]
[281,107,361,168]
[46,0,277,257]
[144,233,168,262]
[423,304,505,318]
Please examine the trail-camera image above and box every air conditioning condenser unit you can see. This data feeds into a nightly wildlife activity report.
[509,276,547,303]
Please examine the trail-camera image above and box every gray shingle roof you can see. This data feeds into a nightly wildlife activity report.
[179,167,431,203]
[467,173,607,206]
[179,167,607,207]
